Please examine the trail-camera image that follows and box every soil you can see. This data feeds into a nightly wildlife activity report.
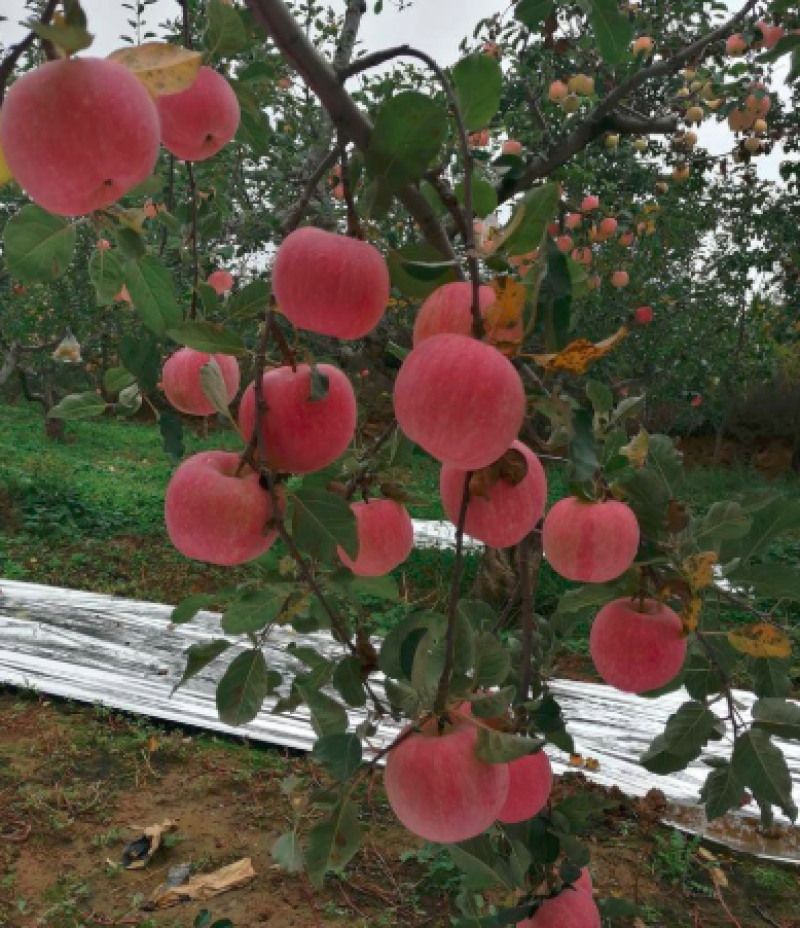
[678,434,797,477]
[1,692,798,928]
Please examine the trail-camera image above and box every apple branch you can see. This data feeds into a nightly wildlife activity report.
[0,0,59,104]
[282,147,340,236]
[243,0,459,266]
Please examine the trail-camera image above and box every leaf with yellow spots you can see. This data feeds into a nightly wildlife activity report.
[0,133,13,188]
[484,276,525,353]
[531,327,628,375]
[684,551,717,591]
[108,42,203,98]
[728,623,791,659]
[680,596,702,633]
[621,428,649,467]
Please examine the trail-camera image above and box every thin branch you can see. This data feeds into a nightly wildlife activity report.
[337,133,362,239]
[282,147,340,235]
[0,0,59,104]
[243,0,460,265]
[433,473,472,715]
[186,162,200,319]
[344,421,398,501]
[517,531,542,703]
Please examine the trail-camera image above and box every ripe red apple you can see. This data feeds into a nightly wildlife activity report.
[338,499,414,576]
[581,195,600,212]
[575,869,593,894]
[726,33,747,56]
[1,58,159,216]
[157,66,240,162]
[497,749,553,823]
[565,212,582,230]
[272,227,390,339]
[571,247,592,267]
[162,348,241,416]
[635,305,654,324]
[619,231,635,248]
[549,80,568,103]
[413,282,497,345]
[599,217,618,237]
[556,235,574,254]
[385,715,509,843]
[165,451,279,566]
[589,598,687,693]
[755,22,784,50]
[440,441,546,548]
[503,139,523,156]
[208,269,234,295]
[517,887,601,928]
[632,35,654,56]
[239,363,356,474]
[394,334,525,470]
[611,270,629,289]
[543,498,640,583]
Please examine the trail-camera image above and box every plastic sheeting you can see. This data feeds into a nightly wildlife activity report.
[1,577,798,863]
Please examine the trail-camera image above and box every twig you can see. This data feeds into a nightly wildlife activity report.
[712,879,742,928]
[344,421,398,500]
[282,147,339,235]
[433,473,472,714]
[337,132,362,239]
[750,903,785,928]
[186,163,200,319]
[518,531,542,703]
[0,0,59,104]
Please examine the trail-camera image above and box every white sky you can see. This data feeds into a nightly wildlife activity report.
[0,0,793,182]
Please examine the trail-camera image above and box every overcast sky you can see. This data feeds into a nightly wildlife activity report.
[0,0,793,182]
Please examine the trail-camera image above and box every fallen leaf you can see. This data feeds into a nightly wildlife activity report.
[727,623,791,659]
[108,42,203,98]
[148,858,256,909]
[122,820,176,870]
[531,327,628,375]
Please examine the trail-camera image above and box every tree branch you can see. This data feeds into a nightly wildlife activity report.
[0,0,59,104]
[243,0,459,265]
[0,341,20,387]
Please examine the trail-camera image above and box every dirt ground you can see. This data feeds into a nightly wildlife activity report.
[0,691,798,928]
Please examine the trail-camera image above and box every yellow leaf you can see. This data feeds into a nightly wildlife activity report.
[0,116,13,187]
[569,754,583,767]
[584,757,601,772]
[727,624,791,659]
[683,551,717,591]
[680,597,702,634]
[531,327,628,375]
[487,277,526,328]
[108,42,203,98]
[621,428,650,467]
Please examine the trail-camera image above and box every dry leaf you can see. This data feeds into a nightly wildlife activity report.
[680,596,702,634]
[148,858,256,909]
[469,448,529,500]
[668,500,691,533]
[569,754,584,767]
[122,819,176,870]
[108,42,203,98]
[683,551,717,591]
[531,327,628,375]
[584,757,601,772]
[621,429,649,467]
[709,867,728,888]
[727,623,791,659]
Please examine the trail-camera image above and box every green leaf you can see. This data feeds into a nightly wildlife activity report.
[586,380,613,415]
[216,649,277,727]
[730,564,800,601]
[475,729,544,764]
[228,279,270,320]
[640,734,693,775]
[312,733,363,780]
[586,0,634,63]
[159,408,185,462]
[271,831,304,874]
[467,686,515,719]
[472,632,512,687]
[700,761,744,821]
[331,571,399,604]
[692,501,752,551]
[103,367,136,394]
[204,0,248,58]
[379,613,435,681]
[119,334,160,392]
[752,698,800,741]
[125,257,182,335]
[48,393,107,420]
[305,795,364,889]
[753,658,792,698]
[27,19,93,54]
[291,487,358,562]
[503,183,559,257]
[171,592,217,625]
[365,92,449,191]
[515,0,555,29]
[453,53,503,131]
[4,205,76,283]
[448,836,515,890]
[554,792,617,832]
[296,684,349,738]
[127,174,165,199]
[199,359,235,419]
[570,409,600,483]
[720,496,800,564]
[221,587,291,635]
[731,729,798,821]
[455,176,499,219]
[167,321,245,356]
[197,282,220,314]
[116,226,147,260]
[173,639,231,693]
[332,656,367,708]
[89,249,125,304]
[116,383,142,416]
[661,701,724,758]
[388,241,458,298]
[309,363,329,401]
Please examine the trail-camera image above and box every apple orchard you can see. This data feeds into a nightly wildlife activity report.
[1,0,800,925]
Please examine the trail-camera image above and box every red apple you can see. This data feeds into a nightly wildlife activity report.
[162,348,241,416]
[517,887,601,928]
[272,227,390,339]
[239,363,356,474]
[589,598,687,693]
[635,305,654,324]
[413,282,497,345]
[393,334,525,470]
[497,749,553,823]
[338,499,414,576]
[165,451,279,566]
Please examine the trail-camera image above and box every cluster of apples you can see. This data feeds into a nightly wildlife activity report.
[0,57,240,216]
